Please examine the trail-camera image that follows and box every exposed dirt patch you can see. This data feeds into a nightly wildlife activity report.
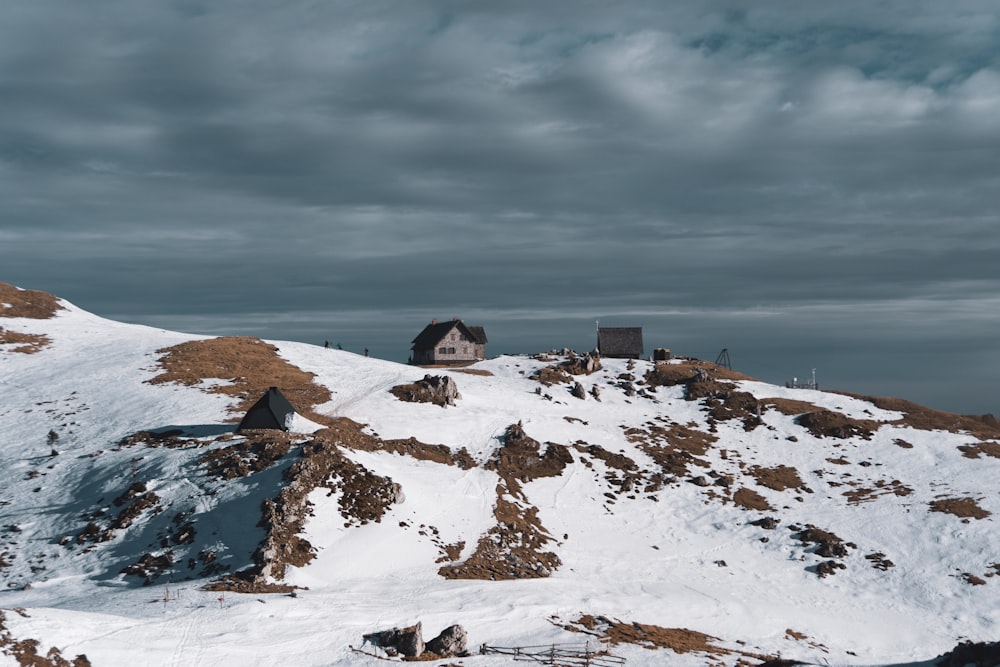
[733,487,773,511]
[624,418,718,477]
[961,573,986,586]
[0,609,91,666]
[842,479,912,505]
[148,337,333,424]
[929,497,991,520]
[439,424,566,581]
[561,614,770,662]
[763,398,824,416]
[835,392,1000,440]
[644,359,756,388]
[315,418,476,469]
[448,368,493,376]
[486,422,573,492]
[796,410,877,440]
[865,552,895,571]
[0,283,64,320]
[210,432,404,591]
[749,465,804,492]
[199,431,295,480]
[0,329,51,354]
[958,442,1000,459]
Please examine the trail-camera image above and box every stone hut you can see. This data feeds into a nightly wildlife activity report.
[410,318,487,365]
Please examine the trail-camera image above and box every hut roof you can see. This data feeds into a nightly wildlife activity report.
[597,327,644,358]
[411,319,486,350]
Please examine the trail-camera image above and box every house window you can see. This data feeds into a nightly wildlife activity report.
[438,347,447,354]
[448,347,456,354]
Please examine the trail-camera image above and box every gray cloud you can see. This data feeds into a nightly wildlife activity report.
[2,1,999,414]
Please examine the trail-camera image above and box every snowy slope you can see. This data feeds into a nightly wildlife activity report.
[1,284,998,667]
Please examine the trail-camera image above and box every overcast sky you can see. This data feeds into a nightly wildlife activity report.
[3,1,999,414]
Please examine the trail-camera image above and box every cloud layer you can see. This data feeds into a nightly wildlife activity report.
[3,1,999,413]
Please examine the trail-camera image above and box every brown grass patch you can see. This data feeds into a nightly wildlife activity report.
[438,424,566,581]
[761,398,822,416]
[733,487,772,511]
[958,442,1000,459]
[796,410,877,440]
[148,337,333,425]
[749,465,804,492]
[624,419,717,477]
[834,392,1000,440]
[448,368,493,376]
[929,497,991,520]
[316,418,476,469]
[842,480,912,505]
[0,329,51,354]
[644,359,757,388]
[563,615,770,662]
[0,283,63,320]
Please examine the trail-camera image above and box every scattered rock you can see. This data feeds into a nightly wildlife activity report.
[363,622,424,658]
[426,624,468,658]
[390,375,461,407]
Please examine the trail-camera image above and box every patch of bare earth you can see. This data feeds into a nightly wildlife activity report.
[761,398,824,416]
[842,480,912,505]
[439,423,569,580]
[623,418,718,477]
[147,337,333,424]
[0,329,51,354]
[207,428,404,593]
[748,465,804,492]
[0,609,91,666]
[0,283,63,319]
[958,442,1000,459]
[835,392,1000,440]
[644,359,757,387]
[732,487,773,511]
[929,497,991,520]
[562,614,771,663]
[317,418,476,469]
[795,411,877,440]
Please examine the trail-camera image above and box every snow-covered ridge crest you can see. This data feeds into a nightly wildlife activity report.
[1,284,998,667]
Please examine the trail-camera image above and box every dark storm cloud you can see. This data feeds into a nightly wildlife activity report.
[2,1,999,413]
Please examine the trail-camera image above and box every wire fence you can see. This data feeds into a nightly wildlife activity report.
[480,642,626,666]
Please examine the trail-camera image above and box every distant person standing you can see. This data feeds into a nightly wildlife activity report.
[364,348,369,357]
[324,340,330,348]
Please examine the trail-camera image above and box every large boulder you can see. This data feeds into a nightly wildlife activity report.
[390,375,461,407]
[363,622,424,657]
[426,625,468,658]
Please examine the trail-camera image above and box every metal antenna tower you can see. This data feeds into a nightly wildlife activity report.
[715,348,731,370]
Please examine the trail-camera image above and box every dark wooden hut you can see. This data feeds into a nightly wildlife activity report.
[597,327,644,359]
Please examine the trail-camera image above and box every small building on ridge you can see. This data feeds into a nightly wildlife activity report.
[597,327,644,359]
[410,318,487,365]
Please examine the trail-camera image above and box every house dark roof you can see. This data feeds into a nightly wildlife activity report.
[597,327,644,358]
[466,326,488,345]
[237,386,296,432]
[411,319,486,350]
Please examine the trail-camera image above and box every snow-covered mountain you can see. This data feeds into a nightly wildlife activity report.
[1,282,998,667]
